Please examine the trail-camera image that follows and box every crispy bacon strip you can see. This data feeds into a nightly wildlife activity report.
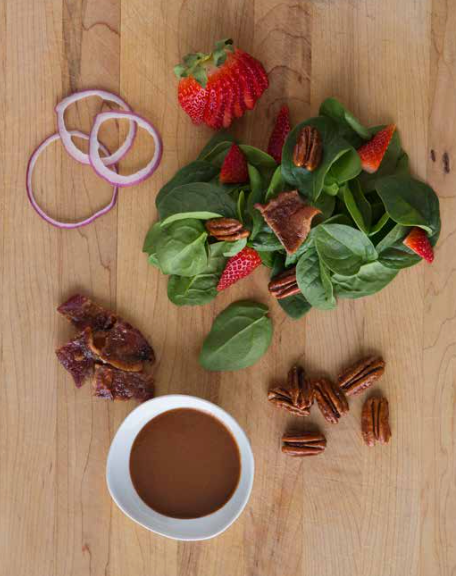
[255,190,320,255]
[93,365,154,402]
[55,330,95,388]
[57,294,117,331]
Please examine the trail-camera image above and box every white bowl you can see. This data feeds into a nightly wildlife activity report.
[106,394,255,541]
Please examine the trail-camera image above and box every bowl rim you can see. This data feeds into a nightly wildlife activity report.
[106,394,255,541]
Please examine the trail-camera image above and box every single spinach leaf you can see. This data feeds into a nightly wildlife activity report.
[199,300,273,371]
[202,141,233,166]
[296,244,336,310]
[158,182,237,224]
[314,223,378,276]
[358,127,403,192]
[197,131,235,160]
[369,212,390,236]
[247,164,265,240]
[375,224,421,269]
[271,254,312,319]
[237,190,246,223]
[143,222,162,270]
[155,161,219,209]
[155,219,208,276]
[282,116,361,202]
[258,250,275,268]
[343,180,372,234]
[329,147,362,184]
[239,145,277,169]
[265,165,285,201]
[313,192,336,222]
[332,261,398,299]
[319,97,371,142]
[376,174,440,235]
[167,242,227,306]
[250,230,284,252]
[222,238,247,257]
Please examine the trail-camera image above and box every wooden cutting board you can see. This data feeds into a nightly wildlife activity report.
[1,0,455,575]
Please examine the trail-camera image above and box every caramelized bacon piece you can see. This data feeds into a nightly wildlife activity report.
[255,190,320,255]
[55,330,95,387]
[57,294,116,331]
[93,365,154,402]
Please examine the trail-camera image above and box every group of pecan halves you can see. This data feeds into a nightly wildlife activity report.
[268,355,391,456]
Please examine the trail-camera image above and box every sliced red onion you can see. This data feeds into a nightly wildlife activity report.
[55,90,137,166]
[89,110,163,187]
[26,130,118,229]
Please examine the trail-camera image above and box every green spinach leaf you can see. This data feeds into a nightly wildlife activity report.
[319,98,371,143]
[375,224,421,269]
[222,238,247,257]
[296,244,336,310]
[155,161,219,208]
[265,165,285,201]
[143,222,162,269]
[282,116,361,202]
[332,261,398,299]
[199,300,273,371]
[250,230,284,252]
[246,164,265,239]
[314,223,378,276]
[376,174,440,235]
[158,182,237,224]
[343,180,372,234]
[239,145,277,169]
[197,131,236,160]
[155,219,208,276]
[167,242,227,306]
[271,255,312,319]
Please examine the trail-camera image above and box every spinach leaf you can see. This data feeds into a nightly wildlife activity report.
[158,182,237,224]
[265,165,285,201]
[155,161,218,208]
[375,224,421,269]
[258,250,275,268]
[167,242,227,306]
[239,145,277,169]
[250,230,284,252]
[343,180,372,234]
[296,244,336,310]
[222,238,247,257]
[319,97,371,143]
[358,127,403,192]
[282,117,361,202]
[201,141,233,166]
[246,164,265,239]
[332,261,398,299]
[237,190,246,222]
[271,254,312,319]
[313,192,336,222]
[376,174,440,235]
[369,212,390,236]
[199,300,273,371]
[314,223,378,276]
[155,219,208,276]
[197,131,236,160]
[143,222,162,270]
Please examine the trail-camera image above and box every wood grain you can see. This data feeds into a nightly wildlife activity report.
[1,0,455,575]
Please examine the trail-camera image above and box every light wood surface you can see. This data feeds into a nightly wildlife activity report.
[1,0,455,574]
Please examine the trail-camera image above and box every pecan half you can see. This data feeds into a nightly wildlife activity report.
[282,431,327,457]
[313,378,349,424]
[361,396,391,447]
[293,126,323,171]
[268,267,301,299]
[338,356,385,396]
[205,217,250,242]
[268,365,314,416]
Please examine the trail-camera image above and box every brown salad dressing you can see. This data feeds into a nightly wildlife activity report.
[129,408,241,519]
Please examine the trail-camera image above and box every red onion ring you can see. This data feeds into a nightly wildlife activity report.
[55,90,137,166]
[26,130,118,229]
[89,110,163,187]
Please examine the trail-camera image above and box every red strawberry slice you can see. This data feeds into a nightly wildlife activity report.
[357,124,396,173]
[235,51,262,101]
[222,74,235,128]
[220,144,249,184]
[242,52,269,94]
[217,247,262,291]
[267,105,291,163]
[403,227,434,263]
[177,77,208,125]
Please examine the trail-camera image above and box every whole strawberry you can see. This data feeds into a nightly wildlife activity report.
[220,144,248,183]
[403,227,434,263]
[357,124,396,173]
[217,247,262,291]
[175,38,269,129]
[267,105,291,163]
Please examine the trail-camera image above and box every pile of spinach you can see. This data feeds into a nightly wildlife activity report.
[143,97,441,321]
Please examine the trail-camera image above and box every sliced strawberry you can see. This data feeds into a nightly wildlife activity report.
[235,50,262,101]
[217,247,262,291]
[177,77,208,125]
[267,105,291,163]
[242,52,269,95]
[220,144,249,184]
[222,74,235,128]
[358,124,396,173]
[403,227,434,263]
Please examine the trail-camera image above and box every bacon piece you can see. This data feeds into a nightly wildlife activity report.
[93,365,154,402]
[57,294,116,331]
[55,330,95,388]
[85,321,154,372]
[255,190,321,255]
